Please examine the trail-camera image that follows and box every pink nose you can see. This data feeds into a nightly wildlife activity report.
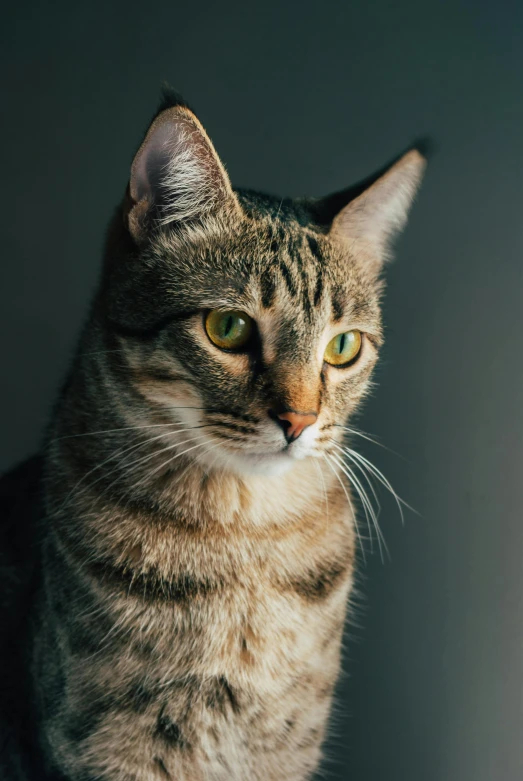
[275,411,318,443]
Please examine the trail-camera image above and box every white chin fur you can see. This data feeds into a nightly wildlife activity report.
[196,445,299,477]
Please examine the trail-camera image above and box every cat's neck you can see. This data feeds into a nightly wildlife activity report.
[46,440,338,596]
[154,455,329,528]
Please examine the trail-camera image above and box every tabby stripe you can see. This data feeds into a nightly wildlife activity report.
[206,419,256,434]
[209,430,246,442]
[207,410,260,423]
[260,268,276,308]
[285,557,351,602]
[307,235,322,262]
[87,559,225,603]
[313,268,324,306]
[278,260,298,298]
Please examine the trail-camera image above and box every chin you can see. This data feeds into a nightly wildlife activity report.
[197,445,300,478]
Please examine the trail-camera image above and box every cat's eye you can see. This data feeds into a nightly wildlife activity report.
[205,310,254,351]
[324,330,362,367]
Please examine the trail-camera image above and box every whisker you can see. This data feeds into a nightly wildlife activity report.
[50,408,216,443]
[313,458,329,523]
[328,452,389,562]
[322,455,366,564]
[336,446,382,518]
[79,433,211,520]
[52,422,191,443]
[347,448,408,525]
[333,424,405,459]
[114,437,219,520]
[335,443,416,524]
[326,452,377,558]
[208,430,246,442]
[58,425,209,510]
[203,438,230,474]
[91,433,209,498]
[205,419,257,434]
[132,438,222,491]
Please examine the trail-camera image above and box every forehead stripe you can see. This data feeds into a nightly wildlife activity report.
[260,268,277,308]
[313,267,324,306]
[307,235,322,262]
[278,259,299,298]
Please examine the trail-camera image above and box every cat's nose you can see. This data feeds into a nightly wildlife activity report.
[270,410,318,444]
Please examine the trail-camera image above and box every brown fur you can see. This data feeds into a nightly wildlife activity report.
[5,92,424,780]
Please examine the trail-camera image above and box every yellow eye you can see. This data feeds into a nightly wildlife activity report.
[324,330,362,366]
[205,310,253,351]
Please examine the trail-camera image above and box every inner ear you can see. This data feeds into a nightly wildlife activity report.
[128,103,238,242]
[329,149,426,262]
[131,121,175,204]
[303,147,426,269]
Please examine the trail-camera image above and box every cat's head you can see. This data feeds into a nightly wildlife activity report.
[101,92,425,477]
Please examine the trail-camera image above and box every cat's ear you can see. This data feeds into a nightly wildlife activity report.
[127,97,238,242]
[328,149,426,264]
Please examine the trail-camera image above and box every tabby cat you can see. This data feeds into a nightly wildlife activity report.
[0,91,425,780]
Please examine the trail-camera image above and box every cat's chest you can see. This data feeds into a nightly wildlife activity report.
[71,581,345,781]
[93,499,354,681]
[74,659,333,781]
[49,503,353,779]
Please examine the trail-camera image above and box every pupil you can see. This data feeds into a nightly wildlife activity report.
[224,315,234,337]
[338,333,346,353]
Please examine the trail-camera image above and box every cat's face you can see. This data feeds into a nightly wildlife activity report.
[103,95,424,477]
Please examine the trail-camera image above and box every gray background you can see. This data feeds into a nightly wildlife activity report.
[1,1,523,779]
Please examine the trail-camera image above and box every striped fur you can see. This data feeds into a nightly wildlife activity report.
[1,93,424,780]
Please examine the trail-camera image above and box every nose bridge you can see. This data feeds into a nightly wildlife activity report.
[269,362,321,416]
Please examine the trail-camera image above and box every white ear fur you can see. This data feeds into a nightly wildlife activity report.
[128,106,237,240]
[330,149,426,259]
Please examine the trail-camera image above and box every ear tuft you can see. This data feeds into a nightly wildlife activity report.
[127,95,237,242]
[154,84,193,116]
[329,148,426,262]
[410,136,436,161]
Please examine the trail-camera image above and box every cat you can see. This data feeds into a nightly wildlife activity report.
[0,90,425,780]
